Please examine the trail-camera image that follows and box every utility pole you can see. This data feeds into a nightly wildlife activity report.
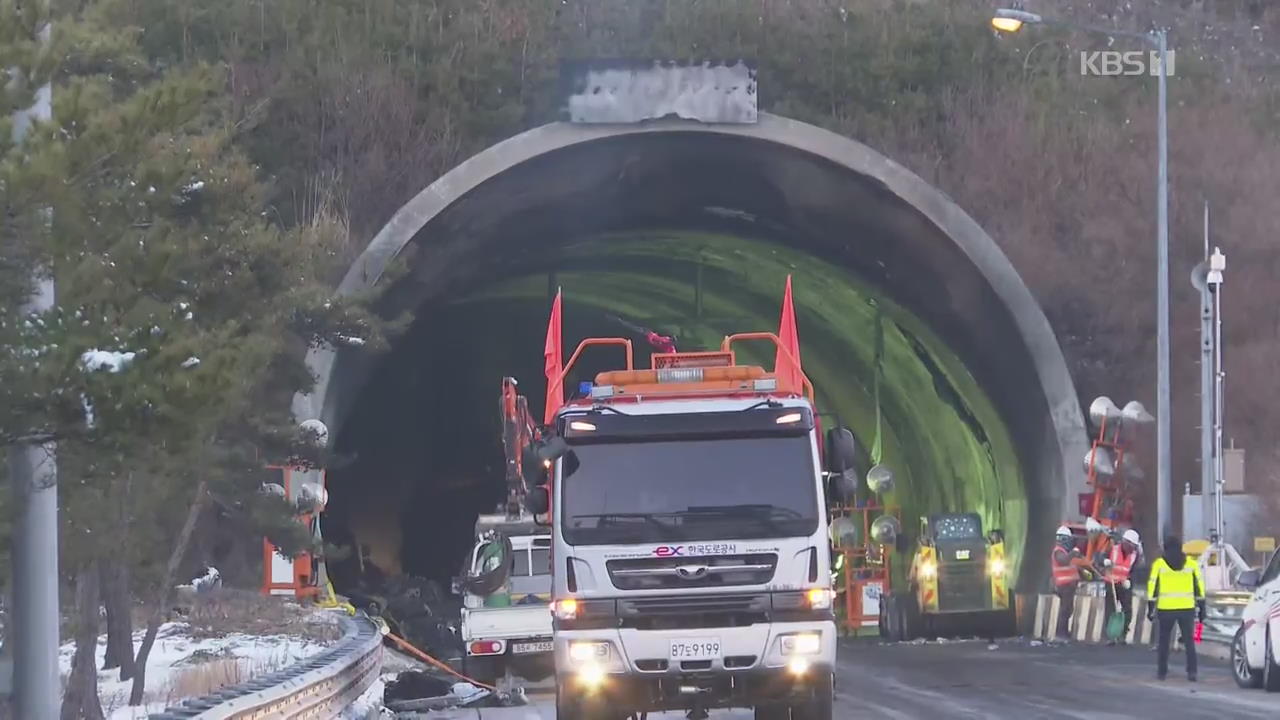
[1196,203,1213,541]
[1154,27,1172,540]
[4,16,60,720]
[1208,246,1226,550]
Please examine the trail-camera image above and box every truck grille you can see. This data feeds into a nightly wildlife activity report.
[617,593,770,629]
[607,554,777,590]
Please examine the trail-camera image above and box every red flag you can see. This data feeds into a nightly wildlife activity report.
[544,289,564,424]
[775,275,803,393]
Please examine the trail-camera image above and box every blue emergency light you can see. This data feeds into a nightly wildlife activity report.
[578,381,593,397]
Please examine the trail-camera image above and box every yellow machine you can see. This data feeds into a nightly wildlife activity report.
[880,512,1015,640]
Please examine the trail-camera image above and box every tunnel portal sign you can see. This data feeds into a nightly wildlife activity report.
[559,59,757,124]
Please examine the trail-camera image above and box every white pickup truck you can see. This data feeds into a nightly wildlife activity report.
[459,530,554,685]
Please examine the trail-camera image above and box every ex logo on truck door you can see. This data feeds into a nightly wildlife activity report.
[653,546,685,557]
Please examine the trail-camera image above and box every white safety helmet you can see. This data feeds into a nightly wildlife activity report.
[1055,525,1072,537]
[1122,529,1141,545]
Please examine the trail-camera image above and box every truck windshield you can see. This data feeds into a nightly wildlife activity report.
[561,435,819,545]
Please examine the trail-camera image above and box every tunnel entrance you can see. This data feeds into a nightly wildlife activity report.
[310,115,1088,595]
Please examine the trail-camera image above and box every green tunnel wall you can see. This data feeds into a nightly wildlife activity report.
[447,231,1026,583]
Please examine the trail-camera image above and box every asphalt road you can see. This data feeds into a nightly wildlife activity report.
[837,637,1278,719]
[426,638,1279,718]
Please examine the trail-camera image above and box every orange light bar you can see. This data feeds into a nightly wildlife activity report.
[596,365,766,386]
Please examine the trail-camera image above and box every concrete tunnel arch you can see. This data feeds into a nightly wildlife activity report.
[294,113,1090,592]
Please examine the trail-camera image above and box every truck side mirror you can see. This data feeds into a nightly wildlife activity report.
[537,435,569,463]
[825,427,858,474]
[1237,569,1261,589]
[526,485,550,516]
[522,436,570,487]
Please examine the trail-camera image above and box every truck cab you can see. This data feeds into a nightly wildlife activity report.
[525,341,850,720]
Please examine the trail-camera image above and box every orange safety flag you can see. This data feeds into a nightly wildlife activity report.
[775,275,803,393]
[544,289,564,424]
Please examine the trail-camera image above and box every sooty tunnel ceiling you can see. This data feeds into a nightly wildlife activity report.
[302,114,1089,593]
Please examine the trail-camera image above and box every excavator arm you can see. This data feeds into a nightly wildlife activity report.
[500,377,538,517]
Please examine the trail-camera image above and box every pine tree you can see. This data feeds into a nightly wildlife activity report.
[2,2,385,714]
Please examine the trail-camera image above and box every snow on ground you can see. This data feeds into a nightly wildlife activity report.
[340,675,394,719]
[59,621,330,719]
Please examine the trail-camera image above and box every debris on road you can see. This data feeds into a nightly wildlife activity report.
[382,668,532,714]
[346,573,463,661]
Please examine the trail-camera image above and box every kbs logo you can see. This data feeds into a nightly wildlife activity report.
[1079,50,1175,77]
[653,546,685,557]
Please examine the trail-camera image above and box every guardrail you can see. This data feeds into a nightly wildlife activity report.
[1201,591,1250,645]
[149,612,383,719]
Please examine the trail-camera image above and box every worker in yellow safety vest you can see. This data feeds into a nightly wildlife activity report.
[1146,535,1206,682]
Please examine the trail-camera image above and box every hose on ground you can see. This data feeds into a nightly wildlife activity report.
[384,628,497,691]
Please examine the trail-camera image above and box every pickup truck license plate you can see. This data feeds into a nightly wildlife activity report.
[512,640,553,655]
[669,638,721,661]
[955,549,971,560]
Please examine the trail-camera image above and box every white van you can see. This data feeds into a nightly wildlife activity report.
[1230,549,1280,691]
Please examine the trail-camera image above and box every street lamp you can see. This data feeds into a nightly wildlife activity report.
[992,7,1173,538]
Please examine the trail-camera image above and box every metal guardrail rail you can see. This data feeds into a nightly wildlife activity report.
[148,612,383,719]
[1202,591,1251,646]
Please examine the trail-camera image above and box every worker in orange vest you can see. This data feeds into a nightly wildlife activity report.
[1102,528,1142,644]
[1051,526,1095,642]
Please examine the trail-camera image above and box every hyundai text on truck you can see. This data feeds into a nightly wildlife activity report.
[520,325,860,720]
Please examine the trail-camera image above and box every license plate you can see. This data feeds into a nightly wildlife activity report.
[669,638,721,661]
[512,640,553,655]
[955,550,971,560]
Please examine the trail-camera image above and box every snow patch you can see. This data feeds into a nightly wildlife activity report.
[340,677,390,719]
[81,349,136,373]
[59,621,329,719]
[81,394,96,429]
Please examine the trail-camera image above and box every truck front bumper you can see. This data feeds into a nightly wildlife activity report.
[554,620,835,710]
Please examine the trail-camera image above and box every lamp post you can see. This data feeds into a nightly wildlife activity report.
[993,8,1173,538]
[4,17,60,719]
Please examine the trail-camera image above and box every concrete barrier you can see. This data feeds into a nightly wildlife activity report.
[1016,587,1235,660]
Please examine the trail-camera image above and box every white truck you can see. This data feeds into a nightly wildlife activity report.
[457,516,554,686]
[523,334,859,720]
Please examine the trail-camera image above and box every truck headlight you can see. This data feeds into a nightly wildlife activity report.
[919,560,937,579]
[569,641,610,663]
[578,662,607,689]
[780,633,821,656]
[806,587,834,610]
[989,558,1006,576]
